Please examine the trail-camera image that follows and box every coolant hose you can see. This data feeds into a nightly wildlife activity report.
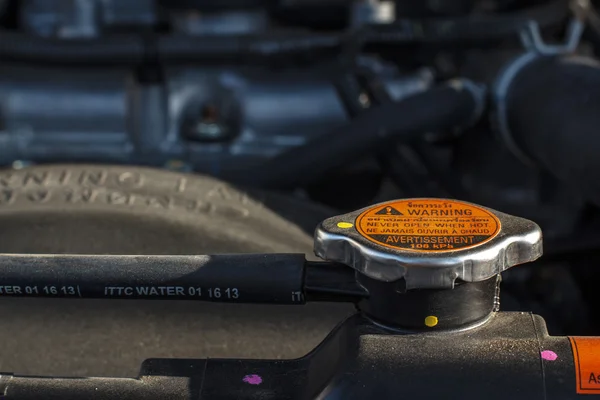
[225,80,483,189]
[0,30,341,65]
[0,31,146,64]
[502,55,600,205]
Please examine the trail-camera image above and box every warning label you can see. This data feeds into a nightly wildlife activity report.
[356,199,501,252]
[570,337,600,394]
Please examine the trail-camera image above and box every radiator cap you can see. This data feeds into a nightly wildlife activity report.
[314,198,542,289]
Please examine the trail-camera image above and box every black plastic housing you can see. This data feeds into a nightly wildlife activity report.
[1,313,592,399]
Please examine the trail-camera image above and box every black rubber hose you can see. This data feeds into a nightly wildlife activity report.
[0,30,342,65]
[0,0,568,65]
[504,55,600,206]
[225,81,481,189]
[364,0,569,44]
[0,31,146,64]
[157,32,342,62]
[0,253,307,304]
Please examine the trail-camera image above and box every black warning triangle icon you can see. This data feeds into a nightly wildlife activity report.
[375,206,403,215]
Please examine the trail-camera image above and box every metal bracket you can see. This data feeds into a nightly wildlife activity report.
[519,18,584,55]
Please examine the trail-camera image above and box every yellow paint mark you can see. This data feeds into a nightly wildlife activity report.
[424,316,438,327]
[337,222,354,229]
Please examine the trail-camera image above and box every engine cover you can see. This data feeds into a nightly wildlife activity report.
[0,164,353,376]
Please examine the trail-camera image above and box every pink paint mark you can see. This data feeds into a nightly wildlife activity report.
[541,350,558,361]
[243,374,263,385]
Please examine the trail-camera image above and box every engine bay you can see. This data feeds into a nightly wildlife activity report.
[0,0,599,378]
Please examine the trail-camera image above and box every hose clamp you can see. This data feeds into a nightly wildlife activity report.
[493,14,584,166]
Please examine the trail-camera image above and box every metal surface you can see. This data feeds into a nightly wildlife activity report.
[519,18,584,56]
[171,9,269,35]
[20,0,156,38]
[314,198,542,287]
[0,65,431,172]
[357,274,500,329]
[350,0,395,26]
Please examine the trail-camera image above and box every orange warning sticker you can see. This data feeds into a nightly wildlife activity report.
[355,199,501,252]
[569,337,600,394]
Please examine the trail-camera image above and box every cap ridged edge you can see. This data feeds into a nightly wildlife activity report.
[314,199,542,289]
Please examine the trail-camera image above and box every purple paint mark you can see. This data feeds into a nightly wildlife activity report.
[243,374,263,385]
[541,350,558,361]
